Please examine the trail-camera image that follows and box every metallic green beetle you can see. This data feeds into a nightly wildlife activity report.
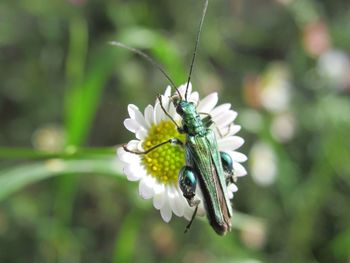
[173,98,234,235]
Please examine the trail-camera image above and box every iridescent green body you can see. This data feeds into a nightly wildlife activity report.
[176,100,233,235]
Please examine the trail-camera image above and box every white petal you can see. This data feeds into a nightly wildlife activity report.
[233,162,247,177]
[160,93,170,111]
[169,186,185,217]
[146,175,156,188]
[228,183,238,193]
[137,141,144,151]
[159,87,177,117]
[160,201,172,222]
[210,103,231,117]
[197,92,218,113]
[227,151,248,163]
[189,91,199,105]
[124,164,144,181]
[128,104,148,130]
[139,176,155,199]
[177,82,192,99]
[154,102,166,124]
[229,125,241,135]
[215,110,237,127]
[218,136,244,151]
[168,100,177,118]
[164,85,172,97]
[126,140,143,151]
[178,82,192,100]
[187,83,193,95]
[135,128,148,140]
[123,119,140,133]
[153,181,164,194]
[217,124,241,137]
[144,105,154,127]
[183,206,193,221]
[127,104,137,118]
[227,184,237,199]
[153,189,165,209]
[117,147,140,164]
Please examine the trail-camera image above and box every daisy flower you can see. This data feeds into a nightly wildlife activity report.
[117,83,247,222]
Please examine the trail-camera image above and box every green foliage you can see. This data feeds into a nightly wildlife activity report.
[0,158,121,201]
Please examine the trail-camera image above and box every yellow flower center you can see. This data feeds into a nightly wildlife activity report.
[141,120,186,184]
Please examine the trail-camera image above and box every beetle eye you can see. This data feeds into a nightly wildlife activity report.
[176,105,184,115]
[172,96,180,106]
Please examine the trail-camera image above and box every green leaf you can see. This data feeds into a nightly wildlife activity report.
[112,209,140,263]
[0,158,123,202]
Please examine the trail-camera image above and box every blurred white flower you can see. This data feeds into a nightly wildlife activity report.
[117,83,247,222]
[32,124,65,152]
[317,49,350,90]
[239,109,263,133]
[259,64,292,113]
[275,0,294,5]
[240,219,267,250]
[270,112,296,143]
[250,142,277,186]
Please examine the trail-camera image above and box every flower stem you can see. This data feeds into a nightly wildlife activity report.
[0,146,116,160]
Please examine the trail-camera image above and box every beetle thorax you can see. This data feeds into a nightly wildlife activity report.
[176,101,206,136]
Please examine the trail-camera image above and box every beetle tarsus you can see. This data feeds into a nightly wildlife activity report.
[184,204,199,233]
[123,138,183,155]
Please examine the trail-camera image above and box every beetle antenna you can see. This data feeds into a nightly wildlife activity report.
[109,41,182,99]
[185,0,209,101]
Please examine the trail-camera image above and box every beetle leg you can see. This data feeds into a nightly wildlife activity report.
[199,112,227,138]
[184,204,199,233]
[123,138,184,155]
[220,151,237,184]
[201,115,214,128]
[199,112,213,127]
[222,123,234,137]
[178,166,201,233]
[178,166,200,206]
[158,95,183,131]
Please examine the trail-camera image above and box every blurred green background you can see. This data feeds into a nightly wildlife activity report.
[0,0,350,262]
